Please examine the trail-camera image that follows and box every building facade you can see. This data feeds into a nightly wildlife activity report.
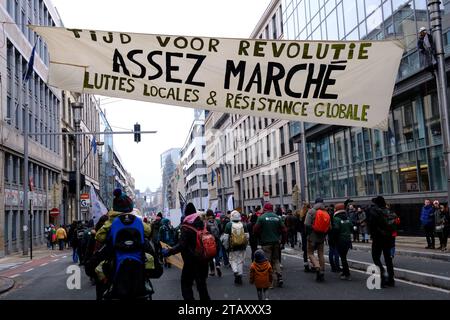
[0,0,64,257]
[180,110,208,211]
[160,147,180,213]
[206,2,300,214]
[284,0,450,234]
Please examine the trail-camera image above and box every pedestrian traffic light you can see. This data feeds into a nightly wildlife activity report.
[134,123,141,143]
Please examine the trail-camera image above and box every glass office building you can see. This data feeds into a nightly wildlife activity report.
[285,0,450,233]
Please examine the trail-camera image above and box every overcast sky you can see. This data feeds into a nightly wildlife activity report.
[50,0,271,192]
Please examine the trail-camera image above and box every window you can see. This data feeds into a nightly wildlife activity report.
[280,126,285,156]
[272,14,278,39]
[290,163,296,188]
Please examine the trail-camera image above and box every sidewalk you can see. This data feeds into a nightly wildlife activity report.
[352,236,450,262]
[283,236,450,291]
[0,245,56,266]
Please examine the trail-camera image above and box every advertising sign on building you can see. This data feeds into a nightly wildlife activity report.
[32,26,404,130]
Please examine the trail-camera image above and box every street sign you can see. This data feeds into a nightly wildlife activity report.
[80,193,90,208]
[50,208,60,217]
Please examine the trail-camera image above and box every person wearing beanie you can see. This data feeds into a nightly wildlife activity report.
[95,188,151,244]
[305,197,330,282]
[253,202,287,288]
[249,249,273,300]
[222,210,249,285]
[162,202,211,301]
[367,195,395,288]
[332,203,353,281]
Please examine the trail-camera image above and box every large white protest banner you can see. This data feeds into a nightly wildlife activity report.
[32,26,404,130]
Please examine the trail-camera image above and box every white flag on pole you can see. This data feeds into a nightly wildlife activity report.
[227,195,234,211]
[90,187,108,226]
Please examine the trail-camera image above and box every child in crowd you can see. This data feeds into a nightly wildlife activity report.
[249,249,273,300]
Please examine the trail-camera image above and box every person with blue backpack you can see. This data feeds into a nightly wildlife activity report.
[94,188,155,300]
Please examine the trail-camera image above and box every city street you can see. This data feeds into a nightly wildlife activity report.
[1,247,449,300]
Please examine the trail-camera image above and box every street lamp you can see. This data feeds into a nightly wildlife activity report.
[72,102,83,221]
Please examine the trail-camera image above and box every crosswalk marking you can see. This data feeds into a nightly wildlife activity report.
[40,263,48,267]
[24,268,34,273]
[10,274,20,278]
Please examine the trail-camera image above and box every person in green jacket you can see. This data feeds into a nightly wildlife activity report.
[253,202,287,288]
[332,203,353,281]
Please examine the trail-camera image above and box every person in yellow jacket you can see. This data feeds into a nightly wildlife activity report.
[56,225,67,251]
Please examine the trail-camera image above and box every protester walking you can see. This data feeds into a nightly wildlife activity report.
[420,199,436,249]
[56,225,67,250]
[163,203,211,301]
[249,249,273,300]
[367,196,396,288]
[205,210,222,277]
[332,203,353,280]
[248,213,259,261]
[285,210,299,248]
[327,206,341,273]
[305,198,331,282]
[222,210,249,285]
[253,202,287,288]
[297,205,312,272]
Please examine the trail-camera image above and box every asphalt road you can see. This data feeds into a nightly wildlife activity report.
[1,248,448,300]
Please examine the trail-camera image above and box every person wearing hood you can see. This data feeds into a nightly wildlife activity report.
[253,202,287,288]
[222,210,249,285]
[367,196,395,288]
[162,202,211,301]
[332,203,353,281]
[249,249,273,300]
[305,198,331,282]
[420,199,436,249]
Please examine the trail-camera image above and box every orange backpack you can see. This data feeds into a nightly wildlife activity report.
[312,209,331,233]
[183,224,217,260]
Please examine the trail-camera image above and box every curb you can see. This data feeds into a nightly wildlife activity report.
[283,248,450,291]
[346,259,450,291]
[0,277,15,295]
[352,245,450,262]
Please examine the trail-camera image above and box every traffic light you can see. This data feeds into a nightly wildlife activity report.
[134,123,141,143]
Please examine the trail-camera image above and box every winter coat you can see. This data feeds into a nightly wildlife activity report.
[332,210,353,244]
[420,205,435,227]
[253,212,287,246]
[367,205,393,242]
[56,227,67,240]
[159,218,176,246]
[168,213,207,265]
[249,260,273,289]
[285,214,299,231]
[357,210,368,234]
[305,203,328,244]
[435,209,450,232]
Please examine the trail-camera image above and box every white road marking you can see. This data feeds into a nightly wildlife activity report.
[283,253,450,294]
[24,268,34,273]
[63,256,67,259]
[40,263,48,267]
[52,259,59,262]
[10,274,20,278]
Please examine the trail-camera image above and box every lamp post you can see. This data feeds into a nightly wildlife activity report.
[23,103,29,256]
[427,1,450,207]
[72,102,83,221]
